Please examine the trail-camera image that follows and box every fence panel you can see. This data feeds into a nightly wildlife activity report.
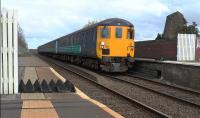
[196,37,200,61]
[0,9,18,94]
[177,34,196,61]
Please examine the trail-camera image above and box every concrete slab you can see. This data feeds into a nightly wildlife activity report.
[19,67,25,81]
[135,58,200,66]
[23,67,38,84]
[36,67,60,83]
[52,99,114,118]
[19,56,49,67]
[1,94,21,101]
[1,100,22,118]
[44,93,84,100]
[21,93,45,100]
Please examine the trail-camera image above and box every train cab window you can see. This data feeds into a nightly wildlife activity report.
[128,29,134,39]
[115,28,122,38]
[101,27,110,38]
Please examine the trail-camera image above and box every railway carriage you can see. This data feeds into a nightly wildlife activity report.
[38,18,135,72]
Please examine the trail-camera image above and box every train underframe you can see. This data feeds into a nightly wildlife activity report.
[40,53,134,72]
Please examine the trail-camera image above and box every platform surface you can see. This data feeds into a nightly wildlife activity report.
[135,58,200,66]
[1,93,114,118]
[1,55,119,118]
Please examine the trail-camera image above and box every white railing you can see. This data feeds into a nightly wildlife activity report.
[0,9,18,94]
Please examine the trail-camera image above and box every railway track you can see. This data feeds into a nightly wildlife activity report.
[127,72,200,95]
[40,55,200,117]
[102,74,200,107]
[40,56,170,118]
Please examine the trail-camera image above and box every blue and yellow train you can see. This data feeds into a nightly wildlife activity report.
[38,18,135,72]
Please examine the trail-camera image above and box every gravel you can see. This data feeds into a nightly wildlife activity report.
[45,59,165,118]
[47,58,200,118]
[115,75,200,105]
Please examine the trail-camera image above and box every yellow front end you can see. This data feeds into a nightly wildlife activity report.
[96,26,135,59]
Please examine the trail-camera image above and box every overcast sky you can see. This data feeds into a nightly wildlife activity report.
[2,0,200,49]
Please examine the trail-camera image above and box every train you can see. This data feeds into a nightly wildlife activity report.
[38,18,135,72]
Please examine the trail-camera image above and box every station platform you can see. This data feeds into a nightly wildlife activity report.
[1,55,122,118]
[135,58,200,66]
[133,58,200,90]
[1,91,121,118]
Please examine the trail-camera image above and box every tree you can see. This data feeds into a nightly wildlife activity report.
[180,21,199,35]
[83,20,100,28]
[18,25,28,56]
[155,33,164,40]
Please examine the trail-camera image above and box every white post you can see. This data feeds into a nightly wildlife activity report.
[0,9,18,94]
[0,10,3,94]
[13,10,18,94]
[7,10,14,94]
[2,9,8,94]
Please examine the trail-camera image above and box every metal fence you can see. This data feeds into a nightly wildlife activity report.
[0,9,18,94]
[177,34,196,61]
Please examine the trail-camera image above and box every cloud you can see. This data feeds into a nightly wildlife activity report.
[2,0,200,48]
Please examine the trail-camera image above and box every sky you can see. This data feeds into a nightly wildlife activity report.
[2,0,200,49]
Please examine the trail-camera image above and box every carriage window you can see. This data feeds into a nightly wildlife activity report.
[128,29,134,39]
[116,28,122,38]
[101,27,110,38]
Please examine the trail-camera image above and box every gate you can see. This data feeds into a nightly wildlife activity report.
[0,9,18,94]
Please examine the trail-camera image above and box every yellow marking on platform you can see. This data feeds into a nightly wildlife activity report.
[22,100,53,109]
[50,67,66,82]
[21,100,59,118]
[49,67,124,118]
[21,109,59,118]
[76,87,124,118]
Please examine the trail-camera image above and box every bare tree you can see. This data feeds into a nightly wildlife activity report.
[18,25,28,56]
[83,20,100,28]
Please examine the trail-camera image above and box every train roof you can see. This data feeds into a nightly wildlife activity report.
[70,18,134,34]
[38,18,134,48]
[97,18,133,27]
[83,18,134,30]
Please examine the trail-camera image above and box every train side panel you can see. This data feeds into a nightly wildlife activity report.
[38,41,57,54]
[57,28,97,58]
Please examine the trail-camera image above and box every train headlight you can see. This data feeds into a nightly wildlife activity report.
[100,42,105,49]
